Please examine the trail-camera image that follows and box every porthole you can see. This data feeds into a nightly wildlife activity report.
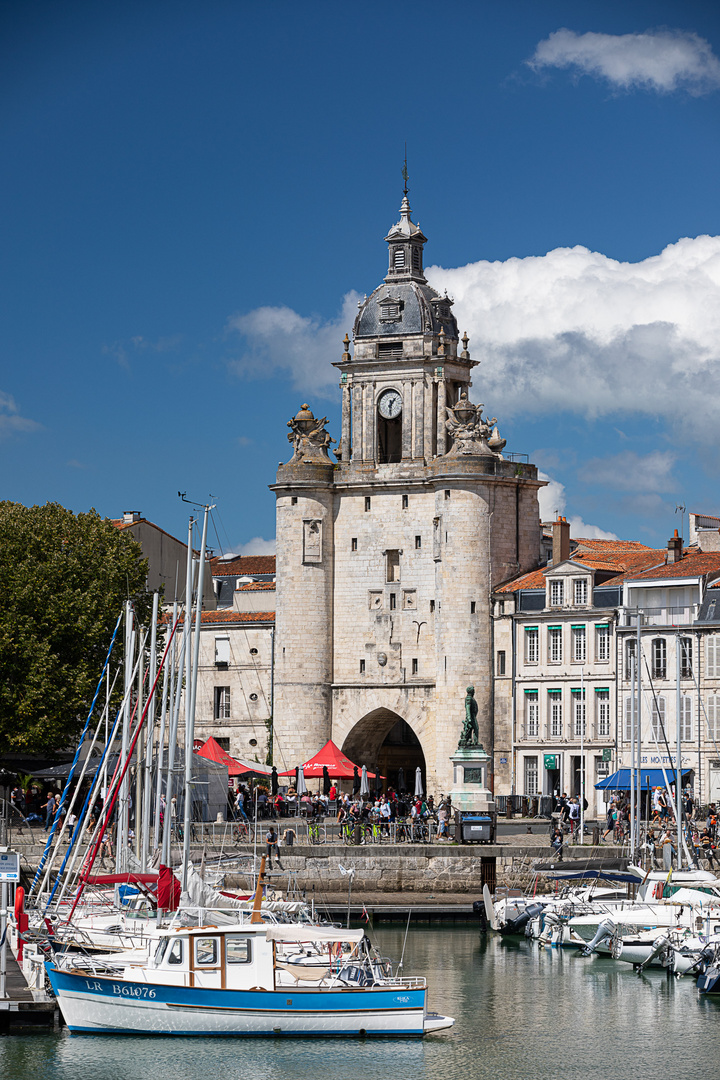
[249,693,258,701]
[249,738,258,747]
[250,648,258,655]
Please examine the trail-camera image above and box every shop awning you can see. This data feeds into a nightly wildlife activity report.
[595,768,692,790]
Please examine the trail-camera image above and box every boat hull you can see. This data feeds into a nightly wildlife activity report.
[46,964,436,1037]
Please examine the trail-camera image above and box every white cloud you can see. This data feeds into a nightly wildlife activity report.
[236,536,276,557]
[425,234,720,442]
[0,391,42,438]
[528,28,720,94]
[227,292,362,397]
[578,450,677,493]
[538,470,618,540]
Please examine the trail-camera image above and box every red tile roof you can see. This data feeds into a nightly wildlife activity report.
[209,555,276,576]
[497,541,664,594]
[625,549,720,583]
[164,610,275,625]
[235,581,276,592]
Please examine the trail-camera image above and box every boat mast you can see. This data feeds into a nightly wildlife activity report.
[676,630,682,868]
[141,591,160,871]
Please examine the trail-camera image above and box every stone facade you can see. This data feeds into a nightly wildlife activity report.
[272,192,543,795]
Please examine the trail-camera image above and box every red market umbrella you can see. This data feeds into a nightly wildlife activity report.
[278,740,383,780]
[196,737,272,778]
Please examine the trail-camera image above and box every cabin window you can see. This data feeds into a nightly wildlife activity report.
[195,937,219,966]
[154,939,169,965]
[226,936,252,964]
[168,939,183,965]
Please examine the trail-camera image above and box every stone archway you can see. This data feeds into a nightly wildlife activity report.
[341,708,427,795]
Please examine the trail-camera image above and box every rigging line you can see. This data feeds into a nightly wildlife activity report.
[28,608,124,899]
[209,507,225,559]
[212,503,235,557]
[683,638,720,761]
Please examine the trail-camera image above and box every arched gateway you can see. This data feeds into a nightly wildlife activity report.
[270,188,543,797]
[340,709,426,794]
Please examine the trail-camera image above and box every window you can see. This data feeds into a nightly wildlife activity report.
[574,579,588,605]
[680,637,692,679]
[572,691,586,737]
[680,695,693,742]
[351,537,358,552]
[549,580,564,606]
[549,692,563,737]
[596,690,610,737]
[359,659,365,674]
[291,496,298,505]
[651,696,666,741]
[707,695,720,741]
[415,535,421,549]
[195,937,219,967]
[214,686,230,720]
[496,650,506,676]
[526,692,539,738]
[168,940,183,965]
[380,302,400,319]
[214,737,230,751]
[625,639,637,680]
[393,247,405,268]
[623,696,633,743]
[708,635,720,678]
[365,497,371,512]
[411,658,418,675]
[596,625,610,663]
[249,693,258,701]
[549,627,562,663]
[430,599,435,613]
[214,635,230,666]
[386,550,400,582]
[524,757,539,796]
[572,626,586,662]
[378,341,403,359]
[250,647,258,655]
[525,628,539,664]
[412,247,421,270]
[470,601,476,614]
[444,489,450,500]
[652,638,667,679]
[402,494,409,509]
[389,593,396,610]
[226,937,252,964]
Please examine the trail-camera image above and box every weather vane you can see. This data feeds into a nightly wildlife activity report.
[402,143,409,195]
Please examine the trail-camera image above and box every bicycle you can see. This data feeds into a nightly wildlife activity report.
[233,820,250,843]
[395,819,411,843]
[341,819,364,845]
[307,819,326,845]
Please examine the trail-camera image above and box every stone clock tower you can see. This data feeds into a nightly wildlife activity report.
[271,188,543,794]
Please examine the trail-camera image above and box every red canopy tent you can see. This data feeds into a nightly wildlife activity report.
[278,740,381,779]
[196,736,272,777]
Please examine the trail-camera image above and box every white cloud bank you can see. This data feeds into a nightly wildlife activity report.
[538,471,618,541]
[0,392,41,438]
[577,449,676,493]
[236,536,276,557]
[528,28,720,94]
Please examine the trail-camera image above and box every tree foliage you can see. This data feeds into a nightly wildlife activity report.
[0,502,152,752]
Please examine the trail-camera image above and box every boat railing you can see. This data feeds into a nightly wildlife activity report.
[391,976,427,989]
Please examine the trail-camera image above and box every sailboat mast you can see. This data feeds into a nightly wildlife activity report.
[141,591,160,871]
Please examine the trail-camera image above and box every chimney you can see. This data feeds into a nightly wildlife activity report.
[552,516,571,565]
[666,529,683,564]
[122,511,141,524]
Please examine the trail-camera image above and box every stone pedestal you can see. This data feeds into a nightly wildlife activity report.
[449,745,494,813]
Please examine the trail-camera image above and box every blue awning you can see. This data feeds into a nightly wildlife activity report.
[595,768,692,790]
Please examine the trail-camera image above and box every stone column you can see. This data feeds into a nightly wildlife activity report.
[424,377,434,461]
[351,383,363,462]
[436,375,447,457]
[413,379,424,460]
[402,380,412,460]
[340,382,351,462]
[363,382,376,462]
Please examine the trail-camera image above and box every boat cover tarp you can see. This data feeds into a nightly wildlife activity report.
[595,768,692,790]
[157,864,181,911]
[265,925,365,943]
[278,740,381,779]
[85,872,158,886]
[534,859,642,883]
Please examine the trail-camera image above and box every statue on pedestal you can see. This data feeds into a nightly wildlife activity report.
[285,404,335,465]
[458,685,480,749]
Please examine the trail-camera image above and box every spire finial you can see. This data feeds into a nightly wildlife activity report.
[402,144,409,196]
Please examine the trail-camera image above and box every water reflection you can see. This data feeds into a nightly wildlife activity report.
[1,927,718,1080]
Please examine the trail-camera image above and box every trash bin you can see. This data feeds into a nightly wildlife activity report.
[354,823,362,846]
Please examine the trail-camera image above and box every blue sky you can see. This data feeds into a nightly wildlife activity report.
[2,0,720,554]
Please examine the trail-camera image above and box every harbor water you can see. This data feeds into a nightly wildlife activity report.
[2,925,719,1080]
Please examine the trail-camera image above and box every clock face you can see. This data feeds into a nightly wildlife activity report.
[378,389,402,419]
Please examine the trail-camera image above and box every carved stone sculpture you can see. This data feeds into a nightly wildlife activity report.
[458,685,481,749]
[286,404,335,464]
[444,392,505,458]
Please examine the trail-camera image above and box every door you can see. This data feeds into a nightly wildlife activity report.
[709,762,720,803]
[192,935,223,989]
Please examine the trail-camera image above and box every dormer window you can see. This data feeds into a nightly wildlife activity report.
[378,295,403,322]
[549,579,564,606]
[573,578,588,605]
[393,248,405,268]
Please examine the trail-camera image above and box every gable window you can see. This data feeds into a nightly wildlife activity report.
[573,578,588,605]
[525,627,539,664]
[596,625,610,662]
[572,626,586,662]
[680,637,692,679]
[707,635,720,678]
[549,691,563,737]
[214,686,231,720]
[572,690,586,737]
[652,638,667,680]
[651,696,666,740]
[680,695,693,742]
[549,580,564,607]
[525,691,539,738]
[596,690,610,737]
[548,627,562,663]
